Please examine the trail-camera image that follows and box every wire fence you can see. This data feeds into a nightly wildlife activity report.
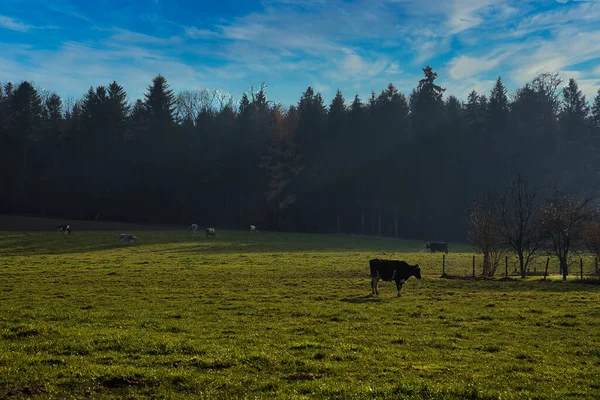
[438,253,600,280]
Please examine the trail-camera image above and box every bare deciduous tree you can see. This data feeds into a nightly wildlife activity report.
[539,188,597,280]
[175,88,235,124]
[497,174,545,278]
[583,221,600,260]
[531,71,563,114]
[212,89,235,112]
[468,191,506,277]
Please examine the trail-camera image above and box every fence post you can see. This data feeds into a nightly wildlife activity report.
[442,254,446,276]
[505,256,508,278]
[544,258,550,280]
[596,257,598,274]
[580,258,583,280]
[472,255,475,278]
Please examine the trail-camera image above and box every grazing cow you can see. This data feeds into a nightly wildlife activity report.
[119,233,137,244]
[369,259,422,297]
[206,227,216,238]
[57,224,71,234]
[426,242,449,254]
[250,225,257,233]
[190,224,198,233]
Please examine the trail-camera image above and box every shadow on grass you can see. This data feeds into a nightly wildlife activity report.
[0,231,433,256]
[340,295,384,304]
[0,233,123,256]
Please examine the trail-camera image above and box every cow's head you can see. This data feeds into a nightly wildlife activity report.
[425,243,430,249]
[413,264,422,279]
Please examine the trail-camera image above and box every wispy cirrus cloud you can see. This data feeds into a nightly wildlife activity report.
[184,26,220,39]
[0,14,58,32]
[1,0,600,108]
[441,0,600,100]
[108,28,182,45]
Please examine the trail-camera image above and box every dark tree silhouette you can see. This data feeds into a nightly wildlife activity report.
[496,175,545,278]
[0,70,598,244]
[539,188,597,280]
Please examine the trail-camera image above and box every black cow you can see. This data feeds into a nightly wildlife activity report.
[426,242,448,254]
[206,227,216,238]
[57,224,71,234]
[369,259,422,297]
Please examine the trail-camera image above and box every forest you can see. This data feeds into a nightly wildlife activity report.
[1,66,599,240]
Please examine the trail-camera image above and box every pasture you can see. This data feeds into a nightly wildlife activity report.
[1,230,600,399]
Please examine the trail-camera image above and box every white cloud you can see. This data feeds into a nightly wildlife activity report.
[0,40,215,101]
[109,28,181,45]
[447,54,506,80]
[0,15,57,32]
[328,49,388,81]
[184,26,219,39]
[385,63,402,74]
[314,83,330,94]
[506,2,600,38]
[2,0,600,109]
[0,15,31,31]
[510,28,600,83]
[444,78,496,101]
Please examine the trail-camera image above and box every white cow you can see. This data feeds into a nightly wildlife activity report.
[250,225,257,233]
[120,233,137,244]
[206,227,216,238]
[190,224,198,233]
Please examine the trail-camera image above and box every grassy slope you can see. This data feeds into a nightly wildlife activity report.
[1,230,599,399]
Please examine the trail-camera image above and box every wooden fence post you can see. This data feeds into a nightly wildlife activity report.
[580,258,583,280]
[596,257,598,274]
[442,254,446,276]
[544,258,550,280]
[505,256,508,278]
[472,255,475,278]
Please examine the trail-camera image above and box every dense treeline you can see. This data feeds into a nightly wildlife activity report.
[1,67,600,240]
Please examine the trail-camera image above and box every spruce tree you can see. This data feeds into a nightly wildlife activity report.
[144,74,176,133]
[591,89,600,131]
[561,78,589,141]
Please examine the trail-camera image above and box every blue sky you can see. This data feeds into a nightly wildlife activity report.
[1,0,599,108]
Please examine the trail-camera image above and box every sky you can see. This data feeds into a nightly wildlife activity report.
[1,0,600,109]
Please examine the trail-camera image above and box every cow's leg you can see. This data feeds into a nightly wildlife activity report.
[370,276,379,296]
[373,276,380,295]
[396,279,406,297]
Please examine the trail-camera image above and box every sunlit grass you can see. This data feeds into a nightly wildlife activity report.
[1,230,599,399]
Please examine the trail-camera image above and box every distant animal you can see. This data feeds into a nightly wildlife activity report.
[57,224,71,234]
[206,227,216,238]
[119,233,137,244]
[250,225,257,233]
[369,259,422,297]
[426,242,448,254]
[190,224,198,233]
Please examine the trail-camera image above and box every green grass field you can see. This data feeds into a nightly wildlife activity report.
[1,230,600,399]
